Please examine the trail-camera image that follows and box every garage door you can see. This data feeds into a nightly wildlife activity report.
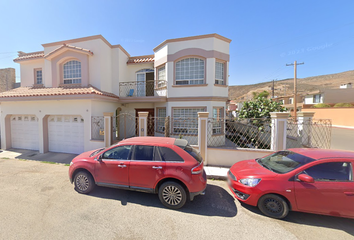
[48,115,84,154]
[11,115,39,150]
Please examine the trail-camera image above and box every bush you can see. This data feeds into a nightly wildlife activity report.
[312,103,331,108]
[333,103,353,108]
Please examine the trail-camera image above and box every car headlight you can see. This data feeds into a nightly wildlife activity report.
[70,161,73,166]
[239,178,261,187]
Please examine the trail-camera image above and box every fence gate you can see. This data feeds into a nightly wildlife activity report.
[112,113,138,144]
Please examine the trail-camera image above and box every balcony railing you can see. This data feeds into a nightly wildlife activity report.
[119,80,167,97]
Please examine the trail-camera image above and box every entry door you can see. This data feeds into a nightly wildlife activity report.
[136,73,146,97]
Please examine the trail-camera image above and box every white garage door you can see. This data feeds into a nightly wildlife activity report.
[48,115,84,154]
[11,115,39,150]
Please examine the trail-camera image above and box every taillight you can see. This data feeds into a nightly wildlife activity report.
[191,162,203,174]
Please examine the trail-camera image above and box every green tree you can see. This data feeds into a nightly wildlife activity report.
[239,97,287,119]
[252,91,270,99]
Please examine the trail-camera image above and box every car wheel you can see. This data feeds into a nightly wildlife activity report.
[258,194,289,219]
[74,171,95,194]
[158,181,187,209]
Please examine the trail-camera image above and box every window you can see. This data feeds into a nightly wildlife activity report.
[158,147,184,162]
[289,98,293,104]
[173,108,205,134]
[63,60,81,84]
[102,145,132,160]
[35,69,43,84]
[175,58,204,85]
[313,94,321,103]
[212,107,224,134]
[303,162,352,181]
[133,145,159,161]
[215,61,225,85]
[157,65,166,88]
[157,108,166,132]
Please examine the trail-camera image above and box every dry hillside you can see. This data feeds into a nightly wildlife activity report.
[229,70,354,101]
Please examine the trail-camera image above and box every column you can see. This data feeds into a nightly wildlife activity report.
[297,112,315,147]
[138,112,148,137]
[270,112,289,151]
[198,112,209,165]
[103,112,113,147]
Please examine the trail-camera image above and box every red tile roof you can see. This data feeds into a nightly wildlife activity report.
[127,55,154,64]
[0,85,119,99]
[13,51,44,62]
[44,43,93,58]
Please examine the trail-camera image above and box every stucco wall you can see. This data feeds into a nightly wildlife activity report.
[20,60,45,87]
[323,89,354,104]
[303,107,354,127]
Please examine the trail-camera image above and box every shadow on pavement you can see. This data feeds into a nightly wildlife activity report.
[88,183,237,217]
[240,203,354,236]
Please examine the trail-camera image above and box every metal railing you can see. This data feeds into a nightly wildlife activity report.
[207,118,272,149]
[119,80,167,97]
[91,116,104,141]
[286,118,331,149]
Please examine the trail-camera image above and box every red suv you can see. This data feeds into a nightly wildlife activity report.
[69,137,206,209]
[228,149,354,219]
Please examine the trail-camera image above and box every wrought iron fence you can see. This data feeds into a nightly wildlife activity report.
[119,80,167,97]
[112,113,139,144]
[207,118,272,149]
[286,118,332,149]
[91,116,104,141]
[167,117,198,145]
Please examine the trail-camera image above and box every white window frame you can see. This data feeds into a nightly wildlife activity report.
[289,98,293,104]
[156,108,166,132]
[313,94,321,103]
[215,61,225,85]
[172,108,205,134]
[157,65,166,88]
[63,60,81,84]
[34,68,43,84]
[175,58,205,85]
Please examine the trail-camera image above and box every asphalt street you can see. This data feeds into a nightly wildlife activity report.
[0,158,353,240]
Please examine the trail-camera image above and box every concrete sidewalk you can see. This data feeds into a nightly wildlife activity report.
[0,149,229,180]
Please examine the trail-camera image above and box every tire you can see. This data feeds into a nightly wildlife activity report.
[258,194,289,219]
[158,181,187,209]
[74,171,95,194]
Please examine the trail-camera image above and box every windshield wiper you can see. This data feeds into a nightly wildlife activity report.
[256,158,275,172]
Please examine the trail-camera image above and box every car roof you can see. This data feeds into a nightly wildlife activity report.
[289,148,354,160]
[118,136,176,145]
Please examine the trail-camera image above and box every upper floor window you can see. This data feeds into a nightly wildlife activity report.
[175,58,204,85]
[157,65,166,88]
[34,68,42,84]
[313,94,321,103]
[289,98,293,104]
[63,60,81,84]
[215,61,225,85]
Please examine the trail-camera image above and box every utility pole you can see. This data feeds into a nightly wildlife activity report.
[286,61,304,119]
[271,79,275,98]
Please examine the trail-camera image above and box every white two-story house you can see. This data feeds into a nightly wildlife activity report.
[0,33,231,154]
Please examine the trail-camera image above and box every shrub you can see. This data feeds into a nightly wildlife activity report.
[333,103,353,108]
[312,103,331,108]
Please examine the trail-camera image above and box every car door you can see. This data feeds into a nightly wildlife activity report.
[294,160,354,218]
[94,145,132,187]
[129,145,165,191]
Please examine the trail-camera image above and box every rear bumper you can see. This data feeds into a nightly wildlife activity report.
[190,186,206,201]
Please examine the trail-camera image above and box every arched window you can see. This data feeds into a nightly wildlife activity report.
[175,58,204,85]
[63,60,81,84]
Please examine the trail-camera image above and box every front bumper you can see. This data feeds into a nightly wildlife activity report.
[227,175,260,206]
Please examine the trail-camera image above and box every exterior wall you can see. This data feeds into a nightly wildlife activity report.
[0,68,16,92]
[125,63,154,82]
[207,148,274,167]
[19,60,45,87]
[303,107,354,127]
[323,89,354,104]
[166,101,226,118]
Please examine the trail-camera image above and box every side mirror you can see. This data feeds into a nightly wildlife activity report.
[298,174,314,183]
[95,154,103,162]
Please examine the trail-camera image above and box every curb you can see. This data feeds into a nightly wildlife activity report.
[206,175,228,180]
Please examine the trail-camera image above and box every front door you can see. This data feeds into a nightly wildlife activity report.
[294,161,354,218]
[128,145,165,191]
[94,145,132,187]
[135,108,155,136]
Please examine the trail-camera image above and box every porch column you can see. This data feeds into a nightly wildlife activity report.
[138,112,149,137]
[270,112,289,151]
[297,112,315,147]
[104,112,113,147]
[198,112,209,165]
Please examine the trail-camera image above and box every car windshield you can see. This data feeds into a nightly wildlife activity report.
[258,151,315,174]
[89,148,105,157]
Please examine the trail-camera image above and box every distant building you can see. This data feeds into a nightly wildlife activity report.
[0,68,17,92]
[305,84,354,105]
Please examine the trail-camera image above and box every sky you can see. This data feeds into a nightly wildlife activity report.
[0,0,354,86]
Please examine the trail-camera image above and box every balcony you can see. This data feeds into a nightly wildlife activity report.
[119,80,167,103]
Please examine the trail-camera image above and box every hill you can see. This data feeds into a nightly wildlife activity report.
[228,70,354,101]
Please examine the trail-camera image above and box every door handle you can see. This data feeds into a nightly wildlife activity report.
[344,192,354,196]
[118,164,126,168]
[152,166,162,169]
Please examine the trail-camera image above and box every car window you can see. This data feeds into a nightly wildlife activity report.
[158,147,184,162]
[133,145,160,161]
[303,162,352,181]
[102,145,132,160]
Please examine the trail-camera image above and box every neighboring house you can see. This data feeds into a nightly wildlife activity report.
[0,68,17,92]
[0,34,231,154]
[273,94,303,113]
[304,86,354,105]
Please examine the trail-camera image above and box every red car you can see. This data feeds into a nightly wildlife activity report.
[69,137,206,209]
[228,148,354,219]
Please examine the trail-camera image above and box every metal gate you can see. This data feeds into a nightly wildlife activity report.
[112,113,139,144]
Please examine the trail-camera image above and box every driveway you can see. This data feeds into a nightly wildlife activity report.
[0,158,353,240]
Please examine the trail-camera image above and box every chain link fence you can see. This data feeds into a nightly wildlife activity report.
[286,118,332,149]
[207,118,272,149]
